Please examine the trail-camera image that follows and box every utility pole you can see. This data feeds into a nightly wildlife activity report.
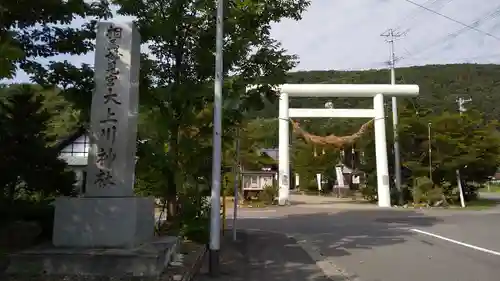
[456,97,471,208]
[232,129,240,242]
[457,97,472,114]
[209,0,224,276]
[381,28,405,205]
[428,122,432,182]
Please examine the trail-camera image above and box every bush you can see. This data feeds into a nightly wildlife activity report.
[223,172,236,196]
[257,184,278,204]
[360,185,377,202]
[176,185,210,244]
[0,200,55,240]
[360,172,377,202]
[412,176,446,206]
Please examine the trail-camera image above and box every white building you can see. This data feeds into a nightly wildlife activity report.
[56,127,90,193]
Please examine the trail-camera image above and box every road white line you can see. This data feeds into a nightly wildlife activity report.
[227,216,273,219]
[410,228,500,256]
[228,209,277,213]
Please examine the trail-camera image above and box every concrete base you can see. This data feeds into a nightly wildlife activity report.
[6,236,179,280]
[52,197,155,248]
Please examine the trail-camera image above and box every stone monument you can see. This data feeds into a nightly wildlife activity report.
[52,20,153,249]
[7,21,178,279]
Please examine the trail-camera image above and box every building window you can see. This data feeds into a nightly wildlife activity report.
[60,135,90,157]
[250,176,258,184]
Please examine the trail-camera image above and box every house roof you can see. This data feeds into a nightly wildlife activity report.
[241,170,277,175]
[259,148,278,161]
[54,126,88,151]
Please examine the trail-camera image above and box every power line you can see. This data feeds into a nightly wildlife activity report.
[392,0,437,31]
[403,0,500,41]
[445,7,500,41]
[401,5,500,61]
[393,0,455,34]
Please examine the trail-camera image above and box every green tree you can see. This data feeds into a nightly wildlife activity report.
[1,0,111,123]
[0,85,75,202]
[0,84,81,142]
[1,0,111,77]
[112,0,310,221]
[399,108,500,198]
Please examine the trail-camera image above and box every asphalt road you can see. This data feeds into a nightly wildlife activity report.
[480,191,500,200]
[226,197,500,281]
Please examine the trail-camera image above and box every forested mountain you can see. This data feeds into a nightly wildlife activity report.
[255,63,500,121]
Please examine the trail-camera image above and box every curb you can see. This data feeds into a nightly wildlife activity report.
[292,233,361,281]
[179,244,207,281]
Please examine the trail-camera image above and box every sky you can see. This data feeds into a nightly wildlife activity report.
[7,0,500,83]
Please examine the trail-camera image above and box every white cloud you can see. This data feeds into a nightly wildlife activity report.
[272,0,500,70]
[6,0,500,83]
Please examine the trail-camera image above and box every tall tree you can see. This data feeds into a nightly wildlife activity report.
[399,108,500,188]
[1,0,111,120]
[113,0,309,218]
[0,84,81,141]
[0,85,75,202]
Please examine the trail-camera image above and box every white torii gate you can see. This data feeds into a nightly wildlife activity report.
[272,84,420,207]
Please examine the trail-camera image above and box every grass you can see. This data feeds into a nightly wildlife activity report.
[223,196,273,208]
[460,198,499,210]
[409,197,499,210]
[479,184,500,193]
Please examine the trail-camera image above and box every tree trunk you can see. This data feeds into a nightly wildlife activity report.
[166,124,180,221]
[165,170,177,221]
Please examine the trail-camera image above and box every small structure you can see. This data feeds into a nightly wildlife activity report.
[237,148,280,199]
[56,127,90,194]
[241,170,276,199]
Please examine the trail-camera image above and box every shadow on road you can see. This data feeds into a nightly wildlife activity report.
[197,230,335,281]
[237,209,442,258]
[199,209,444,281]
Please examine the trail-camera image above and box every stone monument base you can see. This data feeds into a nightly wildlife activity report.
[52,196,154,248]
[6,236,179,280]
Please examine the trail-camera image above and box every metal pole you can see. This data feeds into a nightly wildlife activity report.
[209,0,224,276]
[456,169,466,208]
[232,129,240,241]
[382,28,404,205]
[390,48,402,205]
[388,29,402,204]
[278,93,290,205]
[456,97,470,208]
[428,122,432,182]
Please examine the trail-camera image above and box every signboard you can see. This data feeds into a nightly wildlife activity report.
[316,173,322,191]
[335,166,346,188]
[352,175,360,184]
